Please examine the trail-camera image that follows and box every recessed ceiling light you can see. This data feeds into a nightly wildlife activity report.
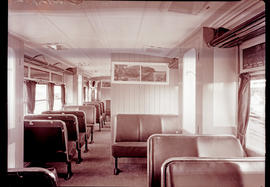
[45,43,66,51]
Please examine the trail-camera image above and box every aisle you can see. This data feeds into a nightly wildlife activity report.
[58,126,147,187]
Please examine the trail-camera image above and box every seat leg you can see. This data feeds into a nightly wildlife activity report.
[84,135,89,153]
[76,142,83,164]
[114,157,121,175]
[65,161,73,180]
[89,126,94,144]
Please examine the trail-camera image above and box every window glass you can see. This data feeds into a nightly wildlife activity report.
[182,48,196,134]
[54,85,62,110]
[34,84,48,114]
[246,78,265,154]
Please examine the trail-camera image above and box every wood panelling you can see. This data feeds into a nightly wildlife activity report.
[111,79,178,115]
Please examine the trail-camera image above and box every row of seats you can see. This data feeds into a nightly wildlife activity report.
[84,101,106,131]
[23,101,106,180]
[148,134,265,187]
[112,114,265,187]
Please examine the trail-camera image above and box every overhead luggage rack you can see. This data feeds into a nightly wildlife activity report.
[209,11,265,48]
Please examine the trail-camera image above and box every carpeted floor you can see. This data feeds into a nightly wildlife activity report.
[57,124,147,187]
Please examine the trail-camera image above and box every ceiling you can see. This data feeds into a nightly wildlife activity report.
[8,0,265,78]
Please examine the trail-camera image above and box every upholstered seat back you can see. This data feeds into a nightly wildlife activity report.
[84,102,101,123]
[161,158,265,187]
[8,167,58,187]
[24,120,69,162]
[24,114,79,142]
[43,110,86,133]
[148,135,198,187]
[78,105,96,125]
[147,135,247,187]
[115,114,180,142]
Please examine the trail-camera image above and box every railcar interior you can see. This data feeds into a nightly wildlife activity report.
[6,0,266,186]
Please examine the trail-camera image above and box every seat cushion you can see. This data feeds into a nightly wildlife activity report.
[197,136,246,157]
[112,142,147,158]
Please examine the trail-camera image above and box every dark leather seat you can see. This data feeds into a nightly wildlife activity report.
[24,120,72,179]
[43,110,89,152]
[24,114,82,163]
[78,105,97,143]
[63,105,97,144]
[84,102,103,131]
[112,114,181,175]
[147,134,247,187]
[161,157,265,187]
[7,167,58,187]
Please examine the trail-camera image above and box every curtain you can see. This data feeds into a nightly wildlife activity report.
[25,80,37,114]
[237,73,251,146]
[61,84,66,107]
[48,82,55,111]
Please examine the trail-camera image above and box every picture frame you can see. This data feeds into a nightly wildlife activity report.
[111,62,169,85]
[240,34,265,73]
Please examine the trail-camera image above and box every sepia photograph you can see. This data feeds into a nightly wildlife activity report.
[4,0,266,186]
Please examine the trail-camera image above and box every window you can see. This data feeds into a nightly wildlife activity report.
[54,85,62,110]
[182,48,196,134]
[34,84,48,114]
[246,78,265,154]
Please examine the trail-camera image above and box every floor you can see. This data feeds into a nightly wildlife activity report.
[56,124,147,187]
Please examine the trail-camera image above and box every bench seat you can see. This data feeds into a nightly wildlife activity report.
[112,114,181,174]
[112,142,147,158]
[147,134,257,187]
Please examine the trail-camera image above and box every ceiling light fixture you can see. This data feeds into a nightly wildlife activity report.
[45,43,66,51]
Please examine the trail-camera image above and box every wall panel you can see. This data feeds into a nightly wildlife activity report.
[111,84,178,115]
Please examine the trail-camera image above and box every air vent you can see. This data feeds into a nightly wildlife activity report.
[144,46,166,56]
[168,58,178,69]
[45,43,67,51]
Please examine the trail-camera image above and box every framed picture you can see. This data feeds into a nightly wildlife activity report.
[240,34,265,73]
[112,62,169,85]
[101,80,111,88]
